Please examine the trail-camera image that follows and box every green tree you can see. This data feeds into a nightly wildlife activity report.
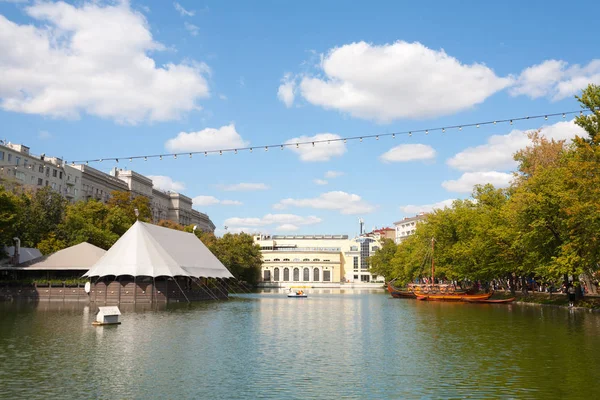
[0,186,23,258]
[19,186,67,247]
[211,233,262,283]
[369,238,397,281]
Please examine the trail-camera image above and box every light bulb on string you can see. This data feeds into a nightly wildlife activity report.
[280,145,284,150]
[409,132,412,137]
[189,153,192,158]
[510,120,513,125]
[563,113,566,118]
[174,154,177,159]
[159,155,162,161]
[493,121,497,125]
[476,124,480,128]
[344,139,347,144]
[376,136,379,140]
[99,159,103,163]
[116,158,119,163]
[204,152,207,157]
[144,156,147,161]
[296,143,299,148]
[360,137,363,142]
[392,133,395,139]
[545,116,548,120]
[425,130,429,135]
[442,128,445,133]
[265,146,268,152]
[459,126,462,131]
[129,158,132,162]
[219,150,222,156]
[312,142,315,147]
[235,149,238,154]
[250,148,253,153]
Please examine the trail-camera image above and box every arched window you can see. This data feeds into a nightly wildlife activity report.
[293,268,300,281]
[263,269,271,282]
[283,258,290,262]
[303,258,310,262]
[283,268,290,281]
[303,268,310,281]
[273,258,280,262]
[313,268,320,282]
[312,258,320,262]
[274,268,280,281]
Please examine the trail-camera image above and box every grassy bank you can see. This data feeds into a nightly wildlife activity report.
[494,291,600,310]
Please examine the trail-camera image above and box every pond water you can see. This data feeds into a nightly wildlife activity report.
[1,289,599,399]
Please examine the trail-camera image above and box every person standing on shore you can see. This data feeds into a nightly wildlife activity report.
[567,283,576,307]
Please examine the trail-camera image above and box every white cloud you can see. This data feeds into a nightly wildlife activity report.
[274,191,375,215]
[0,2,210,124]
[380,144,436,163]
[511,59,600,100]
[447,120,586,172]
[276,224,300,232]
[285,133,346,162]
[174,2,195,16]
[442,172,512,193]
[324,170,343,178]
[165,124,248,152]
[148,175,186,192]
[224,214,322,227]
[218,183,269,191]
[277,74,296,108]
[286,41,511,122]
[192,195,242,206]
[184,22,199,36]
[400,199,455,215]
[314,179,328,185]
[38,130,51,140]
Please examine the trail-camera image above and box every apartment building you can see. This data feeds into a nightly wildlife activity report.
[393,212,428,243]
[0,141,215,232]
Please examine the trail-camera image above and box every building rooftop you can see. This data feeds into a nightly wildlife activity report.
[393,212,428,225]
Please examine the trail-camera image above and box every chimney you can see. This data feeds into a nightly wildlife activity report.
[12,237,20,265]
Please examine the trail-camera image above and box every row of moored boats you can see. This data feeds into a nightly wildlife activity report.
[387,281,515,303]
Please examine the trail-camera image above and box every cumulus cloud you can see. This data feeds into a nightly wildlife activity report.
[0,2,210,124]
[285,133,346,162]
[511,59,600,100]
[274,191,375,215]
[281,41,511,122]
[276,224,300,232]
[324,170,343,178]
[174,2,195,16]
[277,74,296,108]
[447,120,586,172]
[165,124,248,152]
[314,179,328,185]
[380,144,436,163]
[192,195,242,206]
[147,175,186,192]
[400,199,455,215]
[217,183,269,191]
[224,214,322,228]
[442,172,513,193]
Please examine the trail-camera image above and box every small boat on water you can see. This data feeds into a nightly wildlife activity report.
[287,289,307,298]
[463,297,515,304]
[415,292,493,302]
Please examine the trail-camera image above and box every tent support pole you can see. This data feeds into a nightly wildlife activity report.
[236,278,253,293]
[213,278,229,300]
[220,278,237,294]
[173,277,190,304]
[192,278,219,301]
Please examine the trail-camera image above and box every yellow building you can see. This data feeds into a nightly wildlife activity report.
[254,234,385,287]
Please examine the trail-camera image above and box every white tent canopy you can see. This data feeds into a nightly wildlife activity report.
[11,242,105,271]
[84,221,233,279]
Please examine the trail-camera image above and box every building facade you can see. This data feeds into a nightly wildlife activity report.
[254,234,385,285]
[394,212,428,243]
[0,141,215,232]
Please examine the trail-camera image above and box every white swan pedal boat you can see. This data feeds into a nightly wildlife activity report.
[287,290,308,298]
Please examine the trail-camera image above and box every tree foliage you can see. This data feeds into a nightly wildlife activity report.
[374,84,600,292]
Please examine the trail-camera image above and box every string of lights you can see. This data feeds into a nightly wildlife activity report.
[67,109,589,165]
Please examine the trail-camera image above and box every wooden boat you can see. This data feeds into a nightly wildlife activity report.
[387,282,416,298]
[415,292,493,302]
[463,297,515,304]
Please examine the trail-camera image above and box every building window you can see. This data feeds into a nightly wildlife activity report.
[283,258,290,262]
[313,268,319,282]
[303,258,310,262]
[75,176,79,183]
[263,270,271,282]
[323,271,331,282]
[354,275,358,279]
[39,165,43,173]
[37,178,43,186]
[353,256,358,270]
[45,168,49,177]
[0,151,4,160]
[52,169,57,177]
[372,246,379,252]
[15,171,25,181]
[7,154,12,162]
[274,268,280,282]
[293,268,299,282]
[283,268,290,281]
[312,258,320,262]
[360,239,374,270]
[15,156,20,165]
[350,246,358,251]
[59,171,63,179]
[361,275,370,282]
[273,258,280,262]
[303,268,310,281]
[51,182,56,189]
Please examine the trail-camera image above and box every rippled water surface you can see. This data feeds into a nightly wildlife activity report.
[1,289,600,399]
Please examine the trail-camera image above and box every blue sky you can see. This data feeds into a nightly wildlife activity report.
[1,0,599,236]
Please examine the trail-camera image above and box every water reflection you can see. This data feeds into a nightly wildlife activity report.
[1,292,599,399]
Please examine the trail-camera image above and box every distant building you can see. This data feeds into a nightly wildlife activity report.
[0,140,215,232]
[254,234,385,285]
[365,227,396,241]
[393,212,428,243]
